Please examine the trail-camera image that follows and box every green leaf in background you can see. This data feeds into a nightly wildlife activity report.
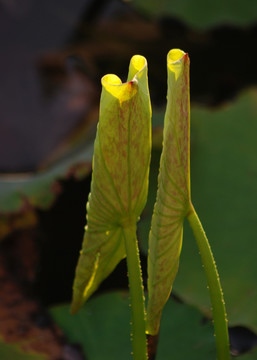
[71,55,151,313]
[131,0,257,29]
[174,88,257,332]
[237,350,257,360]
[52,292,131,360]
[0,141,94,239]
[0,145,94,213]
[147,49,190,335]
[140,88,257,334]
[0,339,46,360]
[51,291,217,360]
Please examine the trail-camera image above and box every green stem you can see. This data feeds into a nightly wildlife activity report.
[187,204,230,360]
[123,225,148,360]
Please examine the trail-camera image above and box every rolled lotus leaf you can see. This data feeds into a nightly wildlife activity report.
[146,49,190,334]
[71,55,151,313]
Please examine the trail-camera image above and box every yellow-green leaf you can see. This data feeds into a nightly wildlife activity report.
[146,49,190,334]
[71,55,151,313]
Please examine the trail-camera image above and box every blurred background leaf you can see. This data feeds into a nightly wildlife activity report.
[238,351,257,360]
[0,143,94,213]
[131,0,257,29]
[50,291,217,360]
[0,142,94,239]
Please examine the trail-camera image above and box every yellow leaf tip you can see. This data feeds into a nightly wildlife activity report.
[101,74,122,86]
[130,54,147,73]
[168,49,188,64]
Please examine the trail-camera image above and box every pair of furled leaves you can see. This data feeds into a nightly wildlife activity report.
[71,49,190,335]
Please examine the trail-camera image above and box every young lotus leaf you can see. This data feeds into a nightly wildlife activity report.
[71,55,151,313]
[147,49,190,334]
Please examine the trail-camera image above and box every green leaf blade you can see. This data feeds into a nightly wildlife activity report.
[71,55,151,313]
[146,49,190,334]
[71,227,125,312]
